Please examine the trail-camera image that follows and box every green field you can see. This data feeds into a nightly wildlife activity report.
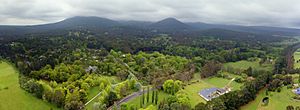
[294,51,300,69]
[223,59,274,71]
[0,61,60,110]
[241,87,300,110]
[184,77,243,107]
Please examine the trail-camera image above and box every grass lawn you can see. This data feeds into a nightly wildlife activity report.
[0,61,60,110]
[223,59,273,71]
[241,87,300,110]
[124,91,169,109]
[294,51,300,69]
[203,77,242,91]
[184,77,243,107]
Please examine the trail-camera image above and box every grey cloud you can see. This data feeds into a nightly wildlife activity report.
[0,0,299,28]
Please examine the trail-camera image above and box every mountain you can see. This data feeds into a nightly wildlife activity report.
[51,16,121,28]
[0,16,123,39]
[149,18,192,31]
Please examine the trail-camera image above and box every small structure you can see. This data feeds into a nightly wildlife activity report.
[262,97,269,106]
[293,87,300,95]
[199,88,228,101]
[85,66,98,73]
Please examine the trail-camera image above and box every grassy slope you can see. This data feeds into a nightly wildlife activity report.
[0,61,60,110]
[241,87,300,110]
[294,51,300,69]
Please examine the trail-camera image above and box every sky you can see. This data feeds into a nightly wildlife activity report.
[0,0,300,28]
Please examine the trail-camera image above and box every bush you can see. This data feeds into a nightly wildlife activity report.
[234,77,244,83]
[287,85,293,89]
[277,88,281,92]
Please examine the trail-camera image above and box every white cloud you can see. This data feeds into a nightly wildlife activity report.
[0,0,300,28]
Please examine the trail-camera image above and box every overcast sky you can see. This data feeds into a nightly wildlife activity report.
[1,0,300,28]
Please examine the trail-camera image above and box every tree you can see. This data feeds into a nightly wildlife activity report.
[52,87,66,107]
[244,67,253,76]
[170,102,180,110]
[163,79,182,95]
[155,91,158,104]
[174,80,182,93]
[140,92,143,108]
[92,102,107,110]
[64,101,83,110]
[142,88,145,105]
[175,90,190,107]
[296,106,300,110]
[93,102,101,110]
[298,74,300,83]
[151,90,155,103]
[163,79,174,94]
[206,98,226,110]
[287,105,295,110]
[106,91,118,106]
[146,86,150,103]
[195,103,206,110]
[79,89,88,102]
[25,80,44,98]
[200,61,222,78]
[120,103,128,110]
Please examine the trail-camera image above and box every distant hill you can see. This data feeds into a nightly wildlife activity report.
[51,16,121,28]
[149,18,191,32]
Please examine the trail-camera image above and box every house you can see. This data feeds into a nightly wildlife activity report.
[85,66,97,73]
[293,87,300,95]
[199,87,229,101]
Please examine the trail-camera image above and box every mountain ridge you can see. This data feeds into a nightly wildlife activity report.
[1,16,300,40]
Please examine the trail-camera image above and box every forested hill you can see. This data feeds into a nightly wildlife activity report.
[0,16,300,42]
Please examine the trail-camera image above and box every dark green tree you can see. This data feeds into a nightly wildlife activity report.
[146,86,150,103]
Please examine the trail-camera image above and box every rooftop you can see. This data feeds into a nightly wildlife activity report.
[199,87,227,101]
